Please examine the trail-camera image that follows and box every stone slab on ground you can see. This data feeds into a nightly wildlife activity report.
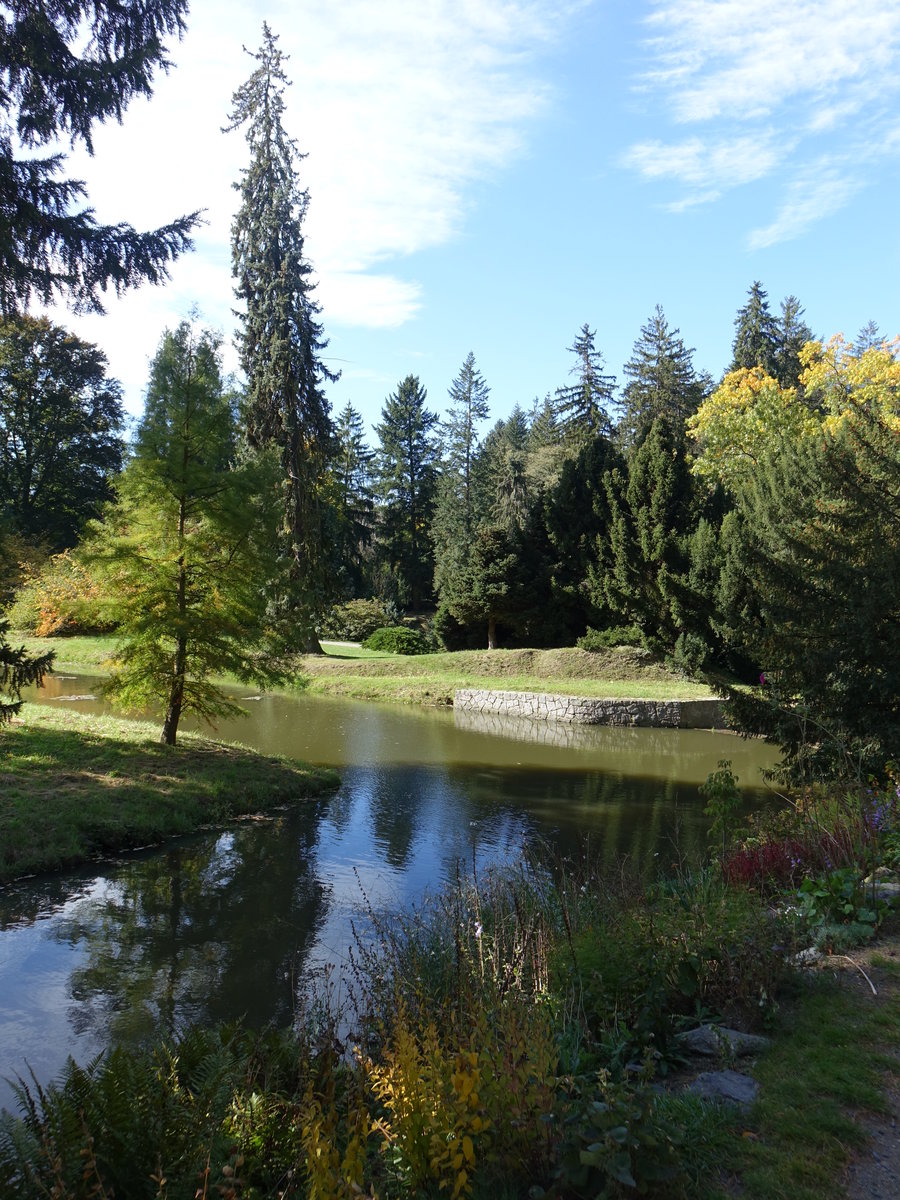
[686,1070,759,1110]
[676,1024,772,1058]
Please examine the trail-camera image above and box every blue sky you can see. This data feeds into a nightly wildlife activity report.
[47,0,900,437]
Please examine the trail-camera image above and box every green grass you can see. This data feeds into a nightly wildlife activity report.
[12,633,717,705]
[0,703,339,884]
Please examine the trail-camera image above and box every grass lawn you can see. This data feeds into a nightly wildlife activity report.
[0,703,339,885]
[13,633,718,705]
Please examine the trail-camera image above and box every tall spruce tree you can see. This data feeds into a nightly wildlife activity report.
[375,375,439,609]
[619,305,707,449]
[775,296,813,389]
[0,0,199,314]
[226,24,336,648]
[556,324,616,441]
[331,401,374,596]
[730,282,780,379]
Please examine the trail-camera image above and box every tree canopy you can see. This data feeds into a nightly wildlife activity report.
[0,314,124,548]
[0,0,199,313]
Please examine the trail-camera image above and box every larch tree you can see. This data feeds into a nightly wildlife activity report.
[97,321,284,747]
[225,23,336,649]
[0,0,199,314]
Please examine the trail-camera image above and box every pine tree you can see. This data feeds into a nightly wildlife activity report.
[730,282,780,379]
[225,24,336,648]
[443,352,490,523]
[556,324,616,441]
[619,305,707,449]
[375,375,439,609]
[97,321,284,746]
[0,0,199,313]
[331,402,374,596]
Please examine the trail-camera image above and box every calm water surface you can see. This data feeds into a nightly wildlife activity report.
[0,674,779,1109]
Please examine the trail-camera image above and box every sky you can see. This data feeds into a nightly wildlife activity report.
[44,0,900,437]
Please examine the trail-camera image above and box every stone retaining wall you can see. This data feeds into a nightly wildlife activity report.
[454,688,726,729]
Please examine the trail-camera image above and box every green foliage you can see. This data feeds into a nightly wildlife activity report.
[226,24,337,645]
[700,760,743,868]
[95,320,285,745]
[556,323,616,442]
[6,550,117,636]
[721,404,900,784]
[320,598,393,642]
[374,375,440,608]
[618,304,708,450]
[0,315,124,549]
[0,618,53,725]
[362,625,429,655]
[796,868,879,950]
[577,625,643,651]
[330,402,375,597]
[0,0,199,314]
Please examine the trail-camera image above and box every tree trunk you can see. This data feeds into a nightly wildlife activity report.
[487,613,496,651]
[161,634,186,746]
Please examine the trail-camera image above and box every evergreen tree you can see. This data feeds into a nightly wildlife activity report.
[596,416,694,646]
[439,525,528,650]
[775,296,813,389]
[730,282,780,379]
[619,305,707,449]
[0,315,124,549]
[0,0,199,313]
[443,352,490,523]
[331,402,374,596]
[543,435,623,638]
[0,616,53,724]
[722,405,900,784]
[556,324,616,441]
[375,375,439,609]
[854,320,882,354]
[226,24,336,648]
[527,394,560,451]
[97,322,283,746]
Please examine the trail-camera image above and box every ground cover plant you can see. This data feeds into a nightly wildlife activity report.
[0,704,338,884]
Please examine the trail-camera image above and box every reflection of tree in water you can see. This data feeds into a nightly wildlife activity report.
[368,768,428,870]
[54,806,328,1047]
[450,767,719,877]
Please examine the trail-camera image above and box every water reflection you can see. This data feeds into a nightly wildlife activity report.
[0,677,780,1111]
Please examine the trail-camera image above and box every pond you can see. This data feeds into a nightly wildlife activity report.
[0,675,779,1110]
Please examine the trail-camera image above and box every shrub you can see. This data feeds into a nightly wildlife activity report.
[363,625,429,655]
[577,625,643,651]
[319,597,394,642]
[5,549,118,636]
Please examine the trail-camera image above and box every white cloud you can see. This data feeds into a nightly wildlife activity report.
[625,0,900,244]
[45,0,576,411]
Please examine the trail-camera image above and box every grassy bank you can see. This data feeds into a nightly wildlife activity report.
[0,703,339,885]
[14,632,717,705]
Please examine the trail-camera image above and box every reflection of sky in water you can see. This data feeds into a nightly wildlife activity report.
[1,679,779,1113]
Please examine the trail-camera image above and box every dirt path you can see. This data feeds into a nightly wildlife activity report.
[834,935,900,1199]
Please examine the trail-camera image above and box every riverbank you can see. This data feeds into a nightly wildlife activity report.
[0,704,339,885]
[13,633,717,705]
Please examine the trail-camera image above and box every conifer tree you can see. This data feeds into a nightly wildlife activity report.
[0,617,53,724]
[97,322,283,746]
[0,0,199,313]
[854,320,882,354]
[730,282,780,379]
[226,25,336,647]
[775,296,813,388]
[619,305,707,450]
[331,402,374,596]
[375,375,439,609]
[556,324,616,441]
[443,352,490,522]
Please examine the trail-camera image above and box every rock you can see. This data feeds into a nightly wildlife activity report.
[791,946,823,967]
[676,1024,772,1058]
[862,871,900,903]
[687,1070,759,1110]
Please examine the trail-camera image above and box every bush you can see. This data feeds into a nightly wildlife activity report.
[577,625,643,651]
[319,597,394,642]
[363,625,429,655]
[5,550,118,636]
